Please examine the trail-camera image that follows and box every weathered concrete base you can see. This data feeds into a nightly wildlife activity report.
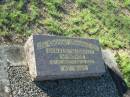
[0,45,27,97]
[0,46,12,97]
[102,49,122,76]
[0,45,128,97]
[5,45,26,66]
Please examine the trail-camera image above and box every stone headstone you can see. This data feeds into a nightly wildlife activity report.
[24,35,106,81]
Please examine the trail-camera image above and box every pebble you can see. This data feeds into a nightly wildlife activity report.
[8,66,120,97]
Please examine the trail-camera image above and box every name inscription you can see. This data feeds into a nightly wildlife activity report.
[37,39,99,51]
[36,38,97,72]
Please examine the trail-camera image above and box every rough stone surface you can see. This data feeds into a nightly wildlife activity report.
[0,46,12,97]
[5,45,26,66]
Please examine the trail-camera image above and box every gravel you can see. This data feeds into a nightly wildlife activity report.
[8,66,48,97]
[0,45,121,97]
[8,65,120,97]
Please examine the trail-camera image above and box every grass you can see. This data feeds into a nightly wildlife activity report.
[43,0,130,49]
[0,0,38,36]
[116,51,130,88]
[124,0,130,9]
[0,0,130,88]
[0,0,130,49]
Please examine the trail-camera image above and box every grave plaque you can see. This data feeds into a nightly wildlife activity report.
[24,35,106,80]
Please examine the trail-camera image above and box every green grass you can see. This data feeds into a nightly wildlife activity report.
[0,0,130,87]
[116,51,130,88]
[124,0,130,9]
[0,0,130,49]
[42,0,130,49]
[0,0,39,36]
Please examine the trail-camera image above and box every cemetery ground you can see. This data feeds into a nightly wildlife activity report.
[0,0,130,97]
